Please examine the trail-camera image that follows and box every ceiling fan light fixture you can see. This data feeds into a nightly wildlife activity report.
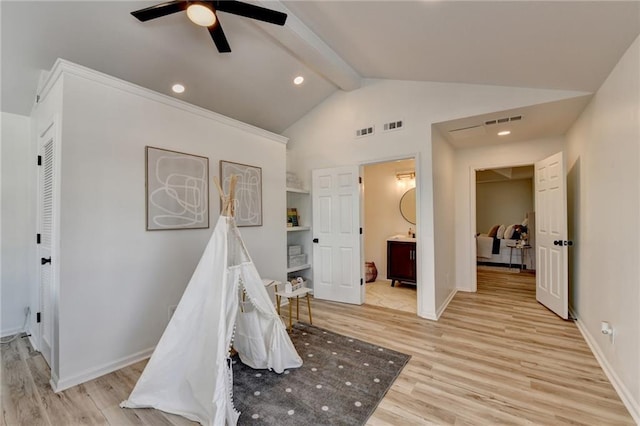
[187,3,216,27]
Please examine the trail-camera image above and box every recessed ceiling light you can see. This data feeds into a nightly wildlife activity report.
[498,130,511,136]
[186,4,216,27]
[293,76,304,85]
[172,84,185,94]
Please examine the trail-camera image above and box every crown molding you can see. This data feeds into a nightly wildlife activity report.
[37,58,289,145]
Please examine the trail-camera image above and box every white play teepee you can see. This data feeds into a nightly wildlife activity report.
[121,176,302,425]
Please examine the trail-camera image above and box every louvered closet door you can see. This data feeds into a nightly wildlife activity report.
[38,125,55,367]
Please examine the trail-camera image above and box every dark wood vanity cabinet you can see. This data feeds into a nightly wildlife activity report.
[387,240,416,286]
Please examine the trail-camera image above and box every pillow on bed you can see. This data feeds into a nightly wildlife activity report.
[487,225,500,237]
[504,224,515,239]
[496,224,506,239]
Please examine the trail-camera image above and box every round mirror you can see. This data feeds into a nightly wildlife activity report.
[399,187,416,224]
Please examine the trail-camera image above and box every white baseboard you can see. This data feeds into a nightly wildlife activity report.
[570,308,640,424]
[435,288,458,320]
[420,311,438,321]
[51,346,154,393]
[28,334,39,352]
[418,289,457,321]
[49,371,60,393]
[1,326,24,339]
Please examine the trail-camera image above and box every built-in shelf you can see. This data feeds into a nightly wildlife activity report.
[287,264,312,273]
[286,185,312,289]
[287,226,311,232]
[286,187,310,194]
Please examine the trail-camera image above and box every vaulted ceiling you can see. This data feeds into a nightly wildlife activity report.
[2,1,639,136]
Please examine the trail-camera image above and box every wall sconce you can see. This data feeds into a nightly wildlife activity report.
[396,171,415,181]
[396,170,416,189]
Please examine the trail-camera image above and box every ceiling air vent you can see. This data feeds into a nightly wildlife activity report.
[485,115,523,126]
[356,126,375,138]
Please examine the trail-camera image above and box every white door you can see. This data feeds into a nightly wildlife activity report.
[535,152,568,319]
[312,166,362,304]
[37,123,56,366]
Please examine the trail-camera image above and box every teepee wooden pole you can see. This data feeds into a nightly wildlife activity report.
[213,175,238,217]
[213,177,227,213]
[228,175,237,217]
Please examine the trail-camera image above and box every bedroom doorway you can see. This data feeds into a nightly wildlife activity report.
[362,157,417,314]
[475,165,536,279]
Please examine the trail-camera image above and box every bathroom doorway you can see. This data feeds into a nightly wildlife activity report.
[362,158,417,314]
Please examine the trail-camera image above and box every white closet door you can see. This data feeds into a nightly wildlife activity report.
[38,123,56,367]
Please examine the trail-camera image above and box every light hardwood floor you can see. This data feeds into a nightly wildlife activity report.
[2,270,633,425]
[365,279,417,314]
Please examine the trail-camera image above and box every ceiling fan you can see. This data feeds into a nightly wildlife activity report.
[131,1,287,53]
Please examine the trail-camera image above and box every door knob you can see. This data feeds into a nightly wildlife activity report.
[41,257,51,265]
[312,238,319,243]
[553,240,561,246]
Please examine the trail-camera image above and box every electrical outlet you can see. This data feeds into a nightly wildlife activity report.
[168,305,178,321]
[601,321,614,343]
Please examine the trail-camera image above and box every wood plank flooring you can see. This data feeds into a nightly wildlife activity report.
[1,270,634,425]
[365,279,417,314]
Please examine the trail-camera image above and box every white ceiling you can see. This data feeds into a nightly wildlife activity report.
[433,95,592,149]
[2,1,639,137]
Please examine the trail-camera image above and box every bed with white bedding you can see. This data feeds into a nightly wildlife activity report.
[476,234,528,268]
[476,214,536,270]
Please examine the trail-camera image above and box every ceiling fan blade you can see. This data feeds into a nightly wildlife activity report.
[209,21,232,53]
[213,1,287,26]
[131,1,187,22]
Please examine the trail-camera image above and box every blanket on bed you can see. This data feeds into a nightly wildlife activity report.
[477,234,502,258]
[492,237,501,254]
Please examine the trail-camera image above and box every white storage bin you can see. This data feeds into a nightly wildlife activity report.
[288,254,307,268]
[288,245,302,255]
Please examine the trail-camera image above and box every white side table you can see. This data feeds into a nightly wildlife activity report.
[262,278,278,288]
[274,286,313,332]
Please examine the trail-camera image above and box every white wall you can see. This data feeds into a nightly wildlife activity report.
[566,35,639,421]
[1,112,34,336]
[454,136,565,292]
[32,61,287,390]
[284,77,584,318]
[363,159,415,279]
[432,127,456,315]
[476,178,533,233]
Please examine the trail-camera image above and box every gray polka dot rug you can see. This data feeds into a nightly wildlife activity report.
[232,322,411,425]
